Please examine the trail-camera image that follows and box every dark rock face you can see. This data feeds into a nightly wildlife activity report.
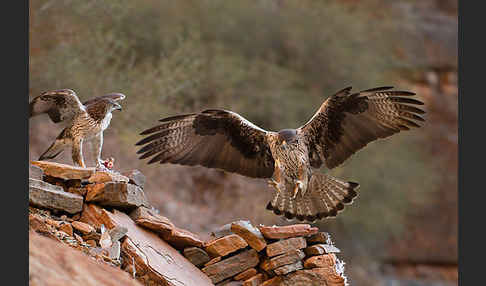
[29,178,83,214]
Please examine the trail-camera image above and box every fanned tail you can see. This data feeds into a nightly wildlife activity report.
[266,173,359,222]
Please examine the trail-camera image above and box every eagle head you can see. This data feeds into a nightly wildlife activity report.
[277,129,297,146]
[107,99,122,112]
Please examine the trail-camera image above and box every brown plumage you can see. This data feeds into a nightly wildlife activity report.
[30,89,125,168]
[136,86,425,221]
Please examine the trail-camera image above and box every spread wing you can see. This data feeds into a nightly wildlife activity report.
[29,89,85,123]
[136,109,275,178]
[83,92,126,106]
[298,86,425,169]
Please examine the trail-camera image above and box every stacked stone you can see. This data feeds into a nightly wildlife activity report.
[29,161,213,286]
[183,221,347,286]
[29,161,348,286]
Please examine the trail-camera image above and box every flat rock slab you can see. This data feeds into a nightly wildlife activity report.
[260,277,283,286]
[30,232,142,286]
[234,268,257,281]
[101,209,213,286]
[31,160,95,180]
[231,220,267,252]
[129,206,174,236]
[304,244,340,256]
[266,237,307,257]
[72,221,95,235]
[88,171,129,184]
[273,260,303,275]
[303,254,337,269]
[243,273,264,286]
[280,268,345,286]
[202,249,260,284]
[29,164,43,180]
[306,232,331,245]
[29,178,83,214]
[79,203,117,230]
[258,224,318,240]
[205,234,248,257]
[260,249,305,273]
[161,227,204,250]
[121,169,146,189]
[184,247,211,267]
[85,182,149,210]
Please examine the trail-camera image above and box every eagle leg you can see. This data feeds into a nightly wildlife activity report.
[292,167,307,199]
[72,138,86,168]
[268,158,285,192]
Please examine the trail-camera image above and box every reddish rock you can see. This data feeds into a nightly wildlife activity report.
[29,232,142,286]
[45,218,63,228]
[260,249,305,272]
[59,223,74,236]
[85,182,149,210]
[205,256,222,267]
[205,234,248,257]
[266,237,307,257]
[161,227,204,249]
[29,214,58,241]
[183,247,211,267]
[88,171,129,184]
[243,273,264,286]
[202,249,260,284]
[303,254,336,269]
[306,232,330,245]
[67,187,88,197]
[30,160,95,180]
[260,277,283,286]
[309,267,345,286]
[280,268,344,286]
[72,221,95,235]
[86,240,97,247]
[231,220,267,252]
[79,204,117,230]
[304,244,340,256]
[259,224,318,240]
[273,260,303,275]
[121,169,146,189]
[234,268,258,281]
[29,178,83,214]
[129,206,174,236]
[101,209,213,286]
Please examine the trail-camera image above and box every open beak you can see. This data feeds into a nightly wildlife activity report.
[114,103,122,111]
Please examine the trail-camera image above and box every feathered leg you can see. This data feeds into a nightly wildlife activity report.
[38,129,70,161]
[268,158,285,192]
[91,132,105,169]
[72,137,86,168]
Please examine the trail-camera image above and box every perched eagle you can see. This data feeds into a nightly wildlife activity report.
[136,86,424,221]
[29,89,125,169]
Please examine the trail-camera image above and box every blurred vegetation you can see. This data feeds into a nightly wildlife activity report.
[30,0,451,283]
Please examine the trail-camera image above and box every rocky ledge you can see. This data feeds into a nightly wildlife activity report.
[29,161,348,286]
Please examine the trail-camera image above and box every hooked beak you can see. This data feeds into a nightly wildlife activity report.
[114,103,122,111]
[282,140,287,146]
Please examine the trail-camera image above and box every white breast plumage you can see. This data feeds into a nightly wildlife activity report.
[101,112,112,130]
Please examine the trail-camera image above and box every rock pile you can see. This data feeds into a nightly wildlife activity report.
[29,161,348,286]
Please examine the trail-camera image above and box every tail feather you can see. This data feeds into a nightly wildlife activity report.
[266,173,359,222]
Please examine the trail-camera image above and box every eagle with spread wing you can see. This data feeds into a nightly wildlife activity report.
[30,89,125,169]
[136,86,425,221]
